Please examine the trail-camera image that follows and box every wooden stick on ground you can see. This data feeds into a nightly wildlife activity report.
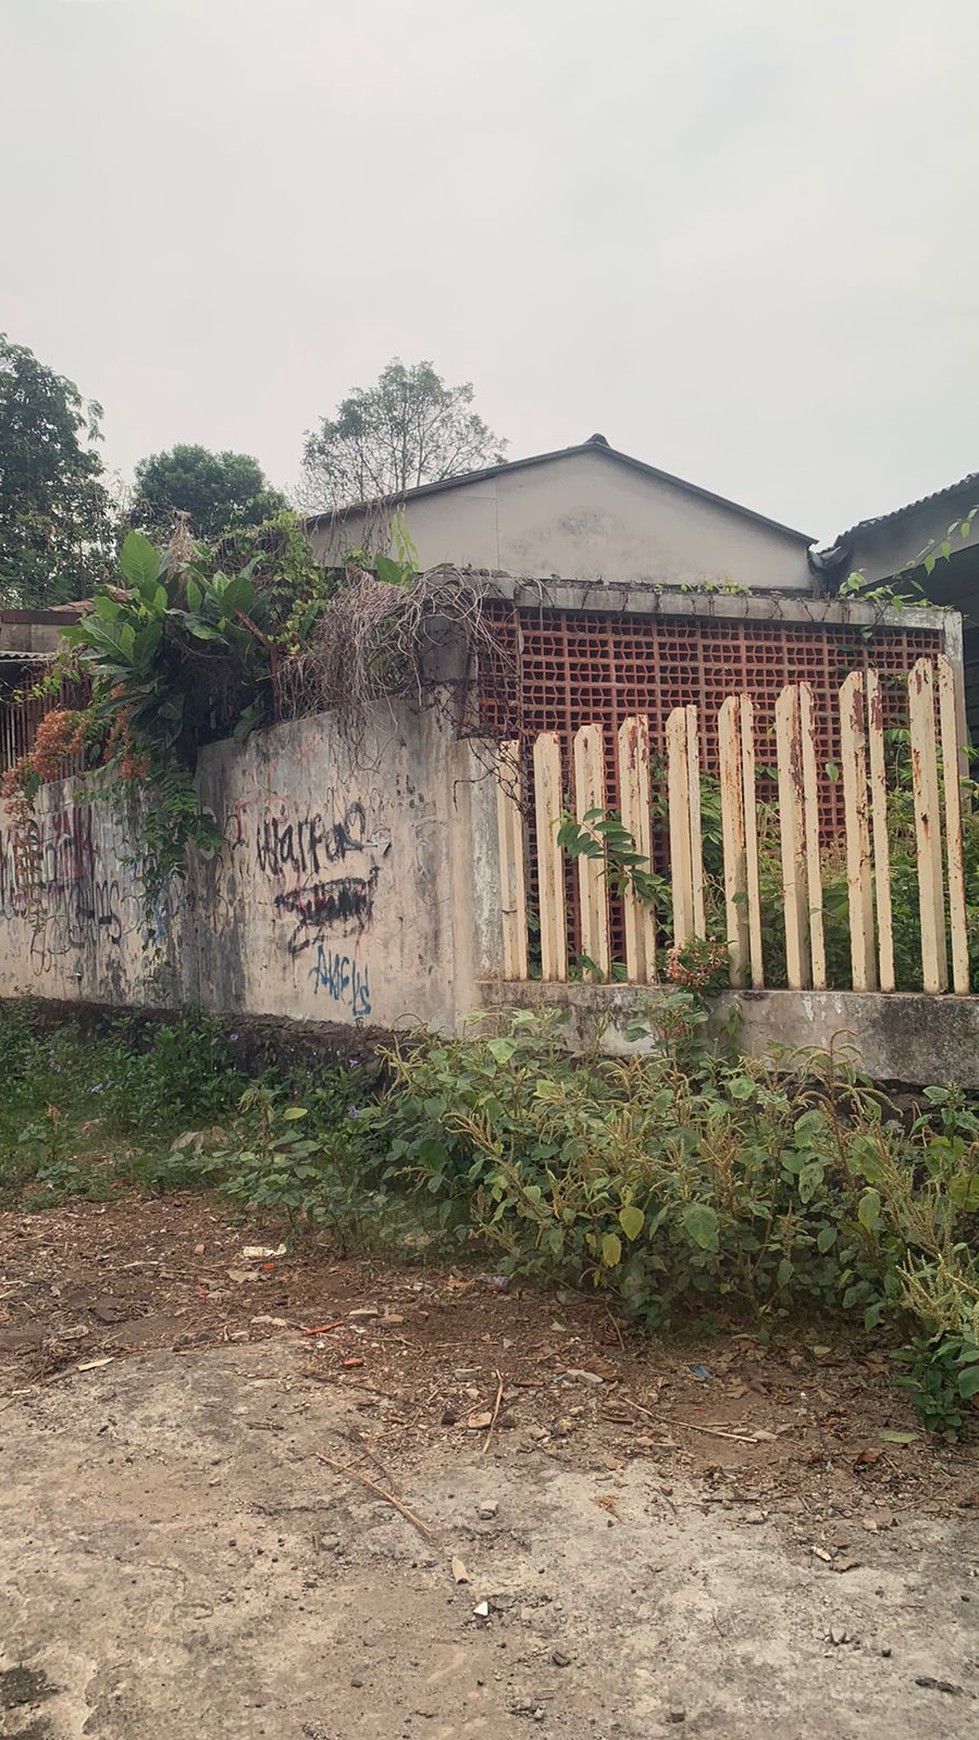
[679,1421,762,1444]
[616,1395,761,1445]
[482,1369,504,1458]
[315,1452,436,1542]
[616,1393,660,1424]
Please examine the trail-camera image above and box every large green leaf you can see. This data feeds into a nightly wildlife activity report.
[857,1188,881,1232]
[601,1232,622,1268]
[218,572,258,615]
[618,1204,645,1242]
[118,531,161,591]
[681,1202,720,1251]
[487,1037,517,1066]
[375,553,408,587]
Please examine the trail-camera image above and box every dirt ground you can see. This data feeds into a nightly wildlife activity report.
[1,1198,978,1738]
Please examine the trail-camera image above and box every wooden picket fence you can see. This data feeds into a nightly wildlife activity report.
[495,656,971,996]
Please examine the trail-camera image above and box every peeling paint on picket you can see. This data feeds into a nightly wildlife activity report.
[718,696,750,988]
[840,671,877,992]
[618,715,657,983]
[573,723,611,980]
[865,669,895,993]
[495,740,528,980]
[532,732,567,982]
[909,660,948,995]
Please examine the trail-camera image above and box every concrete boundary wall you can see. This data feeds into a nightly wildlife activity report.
[479,981,979,1088]
[0,706,503,1031]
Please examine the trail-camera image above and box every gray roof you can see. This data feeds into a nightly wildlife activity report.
[831,470,979,548]
[306,435,815,545]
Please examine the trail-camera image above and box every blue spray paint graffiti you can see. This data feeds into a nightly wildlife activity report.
[308,945,372,1019]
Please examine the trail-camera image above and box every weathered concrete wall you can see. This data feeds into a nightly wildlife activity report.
[480,982,979,1088]
[0,707,503,1031]
[0,783,191,1009]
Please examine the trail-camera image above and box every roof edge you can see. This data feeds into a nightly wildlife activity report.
[823,469,979,553]
[304,441,815,546]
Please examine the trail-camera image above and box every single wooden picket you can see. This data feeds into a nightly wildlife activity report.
[666,707,695,945]
[617,715,657,982]
[495,740,529,980]
[686,706,706,938]
[865,669,895,993]
[937,654,970,994]
[840,671,877,992]
[908,660,948,994]
[775,685,810,990]
[533,732,568,981]
[572,723,611,980]
[718,696,750,987]
[798,683,826,990]
[739,695,765,989]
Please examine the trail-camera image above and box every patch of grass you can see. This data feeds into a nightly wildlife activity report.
[0,1003,252,1209]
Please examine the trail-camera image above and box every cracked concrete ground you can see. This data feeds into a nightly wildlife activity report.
[1,1342,977,1739]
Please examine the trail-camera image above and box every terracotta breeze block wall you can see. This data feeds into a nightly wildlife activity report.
[475,603,945,957]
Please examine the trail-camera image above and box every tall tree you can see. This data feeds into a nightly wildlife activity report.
[0,334,112,607]
[300,358,506,511]
[132,445,286,541]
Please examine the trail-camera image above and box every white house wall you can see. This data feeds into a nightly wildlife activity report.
[312,449,813,591]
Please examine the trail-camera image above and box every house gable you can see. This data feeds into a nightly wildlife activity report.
[308,442,815,593]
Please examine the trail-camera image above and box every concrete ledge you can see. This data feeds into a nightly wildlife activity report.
[472,574,953,634]
[478,981,979,1087]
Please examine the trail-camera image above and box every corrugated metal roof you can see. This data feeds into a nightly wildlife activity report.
[833,470,979,546]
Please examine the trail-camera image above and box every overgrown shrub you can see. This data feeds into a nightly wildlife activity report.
[360,1004,979,1433]
[95,1010,246,1129]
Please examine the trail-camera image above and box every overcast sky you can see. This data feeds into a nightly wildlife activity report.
[3,0,977,542]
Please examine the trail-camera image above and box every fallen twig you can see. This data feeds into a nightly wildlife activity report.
[679,1421,762,1444]
[604,1307,626,1353]
[482,1369,504,1458]
[616,1393,661,1425]
[351,1430,397,1488]
[615,1394,760,1445]
[315,1451,435,1542]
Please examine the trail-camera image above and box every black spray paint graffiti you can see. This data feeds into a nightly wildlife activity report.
[273,867,379,956]
[257,798,389,976]
[0,805,128,975]
[308,944,372,1020]
[256,803,367,880]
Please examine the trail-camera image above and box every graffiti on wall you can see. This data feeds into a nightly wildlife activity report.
[0,776,389,1013]
[0,803,129,975]
[273,866,379,956]
[255,796,389,974]
[255,802,370,880]
[308,944,372,1019]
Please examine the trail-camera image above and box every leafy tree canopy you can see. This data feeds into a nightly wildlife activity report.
[131,444,287,541]
[301,358,506,511]
[0,333,112,607]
